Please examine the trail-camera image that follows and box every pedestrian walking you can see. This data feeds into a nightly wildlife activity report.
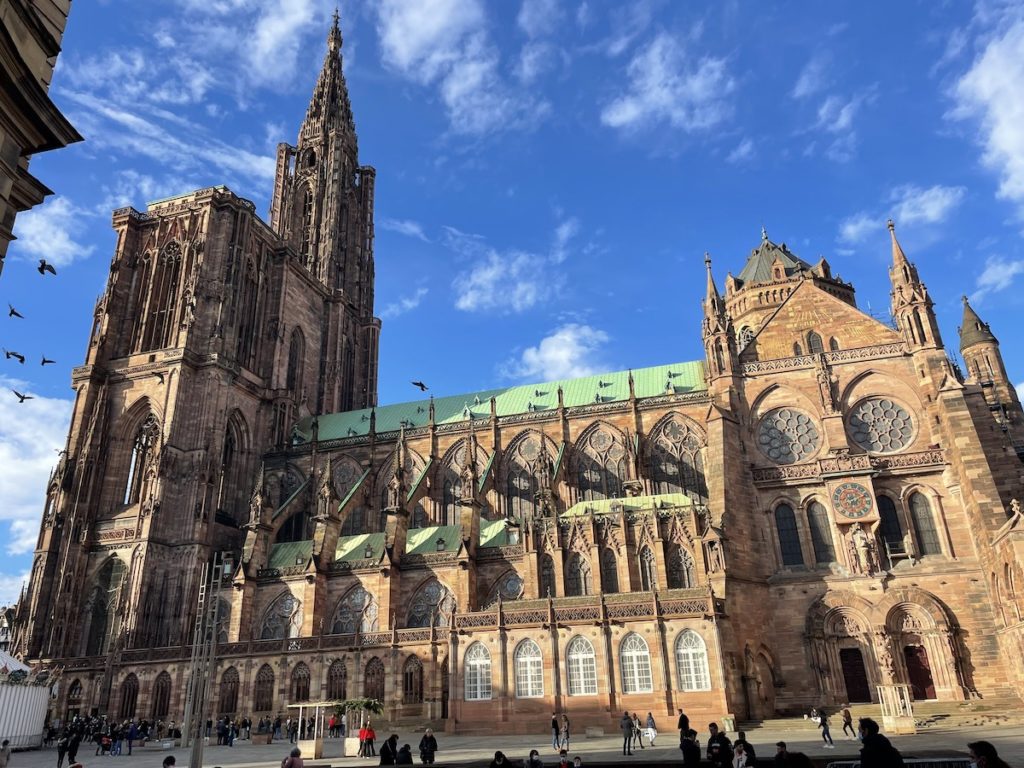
[364,722,377,757]
[841,708,856,739]
[818,708,835,748]
[559,715,570,751]
[418,729,438,765]
[57,733,70,768]
[680,729,701,768]
[645,712,658,747]
[631,713,644,750]
[677,708,690,743]
[620,711,634,756]
[0,740,10,768]
[707,722,732,768]
[551,713,560,751]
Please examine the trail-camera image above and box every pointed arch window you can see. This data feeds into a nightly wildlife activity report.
[575,426,626,502]
[877,495,904,550]
[327,659,348,700]
[620,633,653,694]
[566,636,598,696]
[441,471,460,527]
[649,416,708,502]
[565,552,592,597]
[514,639,544,698]
[301,187,314,261]
[118,674,139,720]
[464,643,492,701]
[407,579,456,629]
[290,662,311,702]
[286,329,305,395]
[505,433,545,521]
[83,557,126,656]
[829,337,840,351]
[219,667,239,715]
[332,586,378,635]
[540,554,556,598]
[364,657,385,701]
[774,504,804,567]
[403,656,424,704]
[151,671,172,718]
[807,501,837,565]
[600,548,619,593]
[675,630,711,691]
[140,241,183,352]
[260,592,302,640]
[807,331,824,354]
[124,415,159,505]
[909,492,942,556]
[793,342,803,356]
[254,664,275,712]
[340,506,366,536]
[667,546,696,589]
[639,546,657,591]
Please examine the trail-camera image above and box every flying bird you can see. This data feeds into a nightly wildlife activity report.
[3,349,25,364]
[41,356,55,366]
[38,259,57,276]
[153,372,165,384]
[12,390,33,403]
[411,380,428,391]
[8,304,23,319]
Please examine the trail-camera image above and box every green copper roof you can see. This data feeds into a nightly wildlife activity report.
[562,492,695,517]
[335,532,386,562]
[269,540,313,569]
[480,517,511,547]
[330,516,512,562]
[407,525,461,555]
[736,236,812,287]
[295,360,706,442]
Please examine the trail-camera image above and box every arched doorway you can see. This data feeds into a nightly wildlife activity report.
[903,645,936,700]
[839,648,871,703]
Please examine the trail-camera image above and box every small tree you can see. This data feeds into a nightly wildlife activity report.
[334,698,384,730]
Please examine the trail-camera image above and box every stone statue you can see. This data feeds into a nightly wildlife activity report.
[707,540,724,573]
[816,360,838,413]
[248,466,266,527]
[849,524,877,575]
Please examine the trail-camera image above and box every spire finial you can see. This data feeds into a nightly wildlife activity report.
[887,218,908,266]
[704,251,712,268]
[962,295,969,306]
[328,6,342,52]
[761,224,768,241]
[887,218,895,232]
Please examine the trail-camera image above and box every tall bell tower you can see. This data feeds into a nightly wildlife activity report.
[269,10,379,412]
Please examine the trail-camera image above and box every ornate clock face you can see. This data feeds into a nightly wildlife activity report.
[831,482,873,519]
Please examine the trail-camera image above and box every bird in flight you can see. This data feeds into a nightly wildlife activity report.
[12,390,33,403]
[38,259,57,276]
[153,372,166,384]
[8,304,24,319]
[3,349,25,364]
[411,380,428,391]
[41,356,55,366]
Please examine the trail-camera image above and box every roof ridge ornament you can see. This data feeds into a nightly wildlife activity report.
[761,224,768,241]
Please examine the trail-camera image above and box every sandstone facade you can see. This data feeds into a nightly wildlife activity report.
[14,16,1024,735]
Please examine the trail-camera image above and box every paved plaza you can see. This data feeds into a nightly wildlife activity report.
[9,720,1023,768]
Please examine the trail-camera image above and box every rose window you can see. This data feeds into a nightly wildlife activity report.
[847,398,914,454]
[756,408,821,464]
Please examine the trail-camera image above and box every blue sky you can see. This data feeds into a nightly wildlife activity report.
[2,0,1024,603]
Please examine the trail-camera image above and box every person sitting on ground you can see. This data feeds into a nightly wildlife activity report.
[282,746,303,768]
[572,757,582,768]
[968,741,1011,768]
[858,717,904,768]
[489,751,509,768]
[162,757,175,768]
[735,731,756,763]
[396,744,413,765]
[418,729,438,765]
[681,730,701,768]
[775,741,789,768]
[557,750,569,767]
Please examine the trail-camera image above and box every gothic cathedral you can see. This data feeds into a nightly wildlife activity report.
[15,16,1024,732]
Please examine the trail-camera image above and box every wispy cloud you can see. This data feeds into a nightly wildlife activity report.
[551,216,579,264]
[950,14,1024,217]
[382,287,429,319]
[792,54,829,99]
[970,255,1024,303]
[726,137,755,164]
[453,249,552,313]
[838,184,966,245]
[0,570,30,607]
[813,91,873,162]
[517,0,562,37]
[600,33,734,134]
[379,217,430,242]
[502,324,610,381]
[11,197,96,268]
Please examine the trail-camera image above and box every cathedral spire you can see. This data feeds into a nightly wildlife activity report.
[888,218,909,268]
[299,11,354,141]
[328,6,342,53]
[887,219,942,351]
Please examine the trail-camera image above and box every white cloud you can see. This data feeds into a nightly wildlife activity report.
[551,217,579,263]
[0,571,30,607]
[890,184,967,226]
[381,287,429,319]
[951,17,1024,216]
[970,255,1024,302]
[792,54,829,99]
[515,41,557,83]
[11,197,95,268]
[374,0,544,136]
[504,324,610,381]
[518,0,561,37]
[0,376,73,560]
[246,0,327,90]
[726,137,755,164]
[600,33,734,133]
[1016,381,1024,400]
[838,211,879,244]
[576,2,592,29]
[379,217,430,242]
[94,170,197,214]
[453,250,550,312]
[813,91,873,162]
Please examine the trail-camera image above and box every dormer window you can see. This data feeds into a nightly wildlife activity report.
[436,538,446,552]
[807,331,824,354]
[363,543,374,559]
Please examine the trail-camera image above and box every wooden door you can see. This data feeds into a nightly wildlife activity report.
[903,645,936,700]
[839,648,872,703]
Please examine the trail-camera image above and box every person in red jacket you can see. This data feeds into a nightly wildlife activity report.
[363,723,377,757]
[358,725,368,758]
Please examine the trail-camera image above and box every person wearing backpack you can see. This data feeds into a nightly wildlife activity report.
[379,734,399,765]
[282,746,303,768]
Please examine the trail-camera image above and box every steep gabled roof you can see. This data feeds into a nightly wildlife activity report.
[959,296,997,351]
[735,232,813,287]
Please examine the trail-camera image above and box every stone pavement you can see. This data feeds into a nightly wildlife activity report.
[11,722,1024,768]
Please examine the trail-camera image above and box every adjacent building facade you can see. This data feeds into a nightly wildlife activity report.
[14,16,1024,734]
[0,0,82,279]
